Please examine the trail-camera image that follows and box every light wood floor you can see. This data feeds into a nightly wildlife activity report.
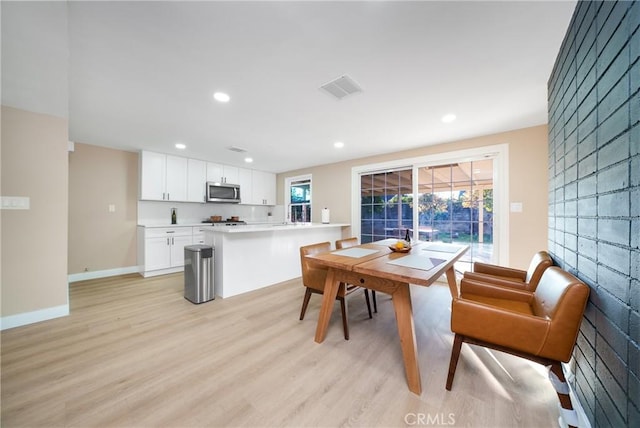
[2,273,561,427]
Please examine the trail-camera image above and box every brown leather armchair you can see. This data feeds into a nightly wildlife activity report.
[299,242,372,340]
[446,266,589,428]
[335,237,377,316]
[463,250,552,291]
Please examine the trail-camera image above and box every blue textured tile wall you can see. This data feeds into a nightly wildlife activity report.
[548,1,639,426]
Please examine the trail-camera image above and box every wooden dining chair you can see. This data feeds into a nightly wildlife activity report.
[299,242,373,340]
[335,237,377,316]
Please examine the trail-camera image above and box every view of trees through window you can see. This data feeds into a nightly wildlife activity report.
[289,178,311,223]
[360,168,413,243]
[360,159,494,272]
[418,160,494,271]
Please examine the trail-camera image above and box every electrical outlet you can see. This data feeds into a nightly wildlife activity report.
[1,196,30,210]
[108,204,116,212]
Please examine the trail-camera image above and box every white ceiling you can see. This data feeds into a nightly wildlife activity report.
[2,1,577,173]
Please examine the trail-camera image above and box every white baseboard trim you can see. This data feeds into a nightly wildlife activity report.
[559,361,592,428]
[68,266,140,283]
[1,304,69,331]
[140,266,184,278]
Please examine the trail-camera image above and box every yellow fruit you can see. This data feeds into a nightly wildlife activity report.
[395,241,405,249]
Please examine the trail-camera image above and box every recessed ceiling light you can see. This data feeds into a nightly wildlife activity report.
[213,92,230,103]
[175,143,186,149]
[441,114,457,123]
[334,141,344,148]
[244,157,253,163]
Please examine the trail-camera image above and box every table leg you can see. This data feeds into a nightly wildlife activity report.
[391,283,421,395]
[445,267,459,299]
[314,268,340,343]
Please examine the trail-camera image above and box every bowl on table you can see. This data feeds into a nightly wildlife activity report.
[389,240,412,253]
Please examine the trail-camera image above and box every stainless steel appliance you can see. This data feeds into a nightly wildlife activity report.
[184,245,215,304]
[206,182,241,203]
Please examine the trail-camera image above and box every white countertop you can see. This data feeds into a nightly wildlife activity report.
[204,223,350,233]
[139,222,349,232]
[139,223,218,228]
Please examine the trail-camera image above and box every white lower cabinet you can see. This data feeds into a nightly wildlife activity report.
[192,226,212,244]
[144,236,172,271]
[138,226,194,277]
[169,235,192,267]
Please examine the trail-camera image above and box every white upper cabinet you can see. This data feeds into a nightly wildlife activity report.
[237,168,253,204]
[252,170,276,205]
[165,155,188,201]
[141,151,274,205]
[187,159,206,203]
[206,162,239,184]
[223,165,239,184]
[140,151,166,200]
[206,162,223,183]
[140,151,187,201]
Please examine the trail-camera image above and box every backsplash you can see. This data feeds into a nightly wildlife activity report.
[138,201,285,225]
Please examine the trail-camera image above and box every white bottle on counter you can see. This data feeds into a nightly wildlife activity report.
[321,208,330,224]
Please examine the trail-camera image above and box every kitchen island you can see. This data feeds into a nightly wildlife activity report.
[204,223,349,298]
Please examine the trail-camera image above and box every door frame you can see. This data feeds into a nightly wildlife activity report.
[351,144,509,266]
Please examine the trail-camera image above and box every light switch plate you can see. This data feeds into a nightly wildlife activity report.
[1,196,30,210]
[510,202,523,213]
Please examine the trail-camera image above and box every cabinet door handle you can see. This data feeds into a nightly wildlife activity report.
[167,193,170,200]
[172,237,174,245]
[166,231,175,233]
[167,238,170,245]
[163,192,166,200]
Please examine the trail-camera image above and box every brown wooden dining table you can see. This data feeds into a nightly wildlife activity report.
[305,240,468,395]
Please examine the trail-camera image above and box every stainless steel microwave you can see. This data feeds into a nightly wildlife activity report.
[206,182,241,203]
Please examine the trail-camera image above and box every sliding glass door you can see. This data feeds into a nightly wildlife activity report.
[358,159,495,273]
[417,160,494,272]
[360,168,412,244]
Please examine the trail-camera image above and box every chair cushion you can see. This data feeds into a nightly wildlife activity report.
[463,272,529,290]
[460,277,533,301]
[471,262,527,281]
[462,293,533,315]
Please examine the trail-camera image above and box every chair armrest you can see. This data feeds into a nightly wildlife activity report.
[472,262,527,281]
[463,272,530,289]
[451,298,549,356]
[460,278,533,301]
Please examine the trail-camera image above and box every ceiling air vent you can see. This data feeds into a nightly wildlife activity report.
[320,75,363,100]
[227,146,247,153]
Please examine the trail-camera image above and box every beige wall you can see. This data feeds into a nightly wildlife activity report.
[277,125,548,270]
[68,143,138,274]
[1,106,69,317]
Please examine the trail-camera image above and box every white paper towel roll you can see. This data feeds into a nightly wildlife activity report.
[321,208,330,224]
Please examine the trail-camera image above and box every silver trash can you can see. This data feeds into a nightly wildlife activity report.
[184,245,214,304]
